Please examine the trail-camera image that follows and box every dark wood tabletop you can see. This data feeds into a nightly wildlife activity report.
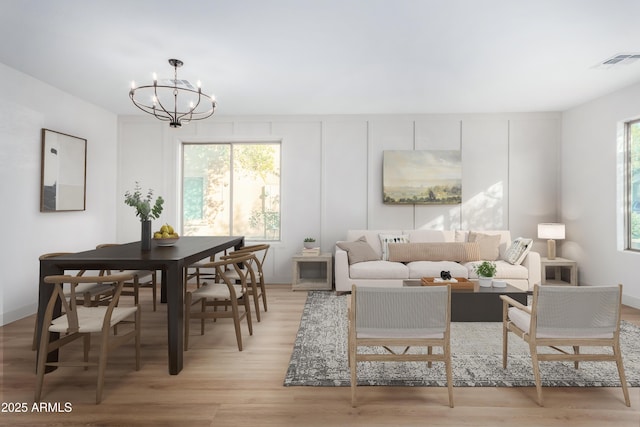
[37,236,244,375]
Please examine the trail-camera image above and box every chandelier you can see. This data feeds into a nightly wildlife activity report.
[129,59,216,128]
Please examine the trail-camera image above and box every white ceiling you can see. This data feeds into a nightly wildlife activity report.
[2,0,640,116]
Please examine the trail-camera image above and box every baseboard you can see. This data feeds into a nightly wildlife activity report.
[1,302,36,327]
[623,294,640,310]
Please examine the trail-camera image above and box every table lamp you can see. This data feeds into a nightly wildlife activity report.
[537,223,565,260]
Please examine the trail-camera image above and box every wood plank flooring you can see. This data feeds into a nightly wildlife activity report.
[2,284,639,426]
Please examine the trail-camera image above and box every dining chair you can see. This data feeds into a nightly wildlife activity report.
[348,284,453,408]
[35,272,141,404]
[184,257,217,292]
[32,253,116,351]
[184,253,254,351]
[95,244,158,311]
[220,244,270,321]
[501,284,630,407]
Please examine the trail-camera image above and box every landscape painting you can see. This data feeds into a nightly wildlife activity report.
[383,150,462,204]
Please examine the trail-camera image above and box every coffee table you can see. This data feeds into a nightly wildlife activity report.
[403,279,528,321]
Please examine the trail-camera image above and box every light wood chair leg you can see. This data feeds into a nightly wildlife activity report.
[260,278,268,312]
[350,346,357,407]
[244,295,253,336]
[34,329,50,402]
[502,301,509,369]
[445,346,454,408]
[614,343,631,407]
[427,346,432,368]
[230,299,243,351]
[251,284,261,322]
[96,328,110,404]
[573,346,580,369]
[502,324,509,369]
[530,342,544,406]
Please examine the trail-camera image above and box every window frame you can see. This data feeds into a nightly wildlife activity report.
[180,139,282,242]
[625,119,640,251]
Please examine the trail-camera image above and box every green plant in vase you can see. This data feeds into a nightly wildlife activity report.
[303,237,316,249]
[474,261,497,288]
[125,182,164,250]
[124,182,164,221]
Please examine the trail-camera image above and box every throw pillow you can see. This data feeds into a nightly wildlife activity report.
[388,242,480,263]
[503,237,533,265]
[379,234,410,261]
[468,231,501,261]
[336,236,380,265]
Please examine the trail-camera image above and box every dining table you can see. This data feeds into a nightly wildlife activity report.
[37,235,244,375]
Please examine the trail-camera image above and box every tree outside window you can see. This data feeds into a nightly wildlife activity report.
[182,142,280,240]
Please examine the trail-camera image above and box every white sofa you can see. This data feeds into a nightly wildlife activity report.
[334,229,541,293]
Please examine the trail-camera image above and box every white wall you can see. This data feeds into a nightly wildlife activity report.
[0,63,118,325]
[562,82,640,308]
[0,60,569,325]
[118,112,561,284]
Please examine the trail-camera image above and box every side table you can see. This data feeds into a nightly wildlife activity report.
[291,253,333,291]
[540,256,578,286]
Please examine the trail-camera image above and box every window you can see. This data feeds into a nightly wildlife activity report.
[182,142,281,241]
[626,120,640,250]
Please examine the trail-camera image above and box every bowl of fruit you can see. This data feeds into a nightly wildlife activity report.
[153,224,180,246]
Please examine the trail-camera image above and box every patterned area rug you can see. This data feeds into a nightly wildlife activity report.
[284,291,640,387]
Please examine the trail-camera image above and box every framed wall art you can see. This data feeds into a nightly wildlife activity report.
[40,128,87,212]
[383,150,461,205]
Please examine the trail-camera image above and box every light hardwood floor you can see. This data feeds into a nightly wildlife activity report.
[2,284,639,426]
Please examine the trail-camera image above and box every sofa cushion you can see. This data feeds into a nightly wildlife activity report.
[407,261,469,279]
[468,231,501,261]
[336,236,380,265]
[387,242,480,263]
[379,233,410,261]
[350,260,409,279]
[503,237,533,265]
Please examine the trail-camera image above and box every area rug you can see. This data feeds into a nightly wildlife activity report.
[284,291,640,387]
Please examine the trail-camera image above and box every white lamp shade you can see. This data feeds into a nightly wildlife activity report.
[537,223,565,240]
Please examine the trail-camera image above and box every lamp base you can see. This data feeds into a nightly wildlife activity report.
[547,239,556,260]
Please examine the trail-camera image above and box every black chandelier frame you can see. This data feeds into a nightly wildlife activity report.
[129,59,216,128]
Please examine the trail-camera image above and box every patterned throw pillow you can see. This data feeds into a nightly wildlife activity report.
[379,234,410,261]
[503,237,533,265]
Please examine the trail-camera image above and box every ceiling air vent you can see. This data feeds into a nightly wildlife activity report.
[595,53,640,69]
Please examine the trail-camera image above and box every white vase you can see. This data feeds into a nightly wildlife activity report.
[478,277,493,288]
